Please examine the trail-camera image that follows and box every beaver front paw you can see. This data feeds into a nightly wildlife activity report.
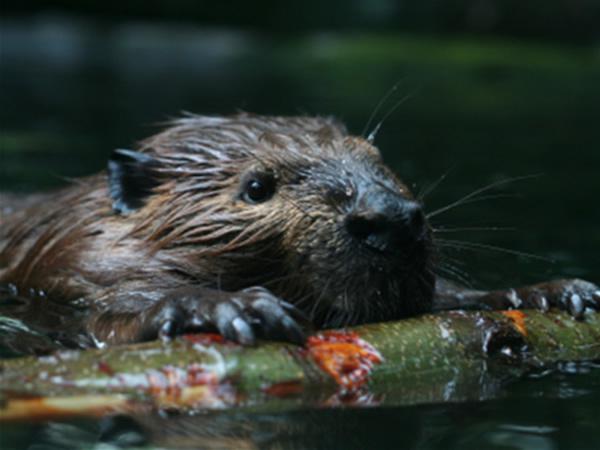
[483,279,600,318]
[139,286,309,345]
[528,279,600,318]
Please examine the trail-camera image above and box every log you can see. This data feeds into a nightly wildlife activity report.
[1,310,599,421]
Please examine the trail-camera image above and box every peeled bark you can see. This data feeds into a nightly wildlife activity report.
[1,310,599,421]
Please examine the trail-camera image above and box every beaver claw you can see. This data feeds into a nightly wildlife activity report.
[547,279,600,318]
[139,286,308,345]
[483,279,600,319]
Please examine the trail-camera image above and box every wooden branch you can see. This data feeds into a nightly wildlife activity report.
[1,310,599,421]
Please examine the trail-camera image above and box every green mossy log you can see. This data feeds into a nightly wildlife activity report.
[1,310,599,420]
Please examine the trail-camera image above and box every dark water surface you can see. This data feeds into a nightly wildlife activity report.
[1,16,599,450]
[3,363,600,450]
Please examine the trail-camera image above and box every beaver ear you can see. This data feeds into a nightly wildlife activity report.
[108,149,162,214]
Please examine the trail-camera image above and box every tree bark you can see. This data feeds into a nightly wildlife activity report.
[1,310,599,421]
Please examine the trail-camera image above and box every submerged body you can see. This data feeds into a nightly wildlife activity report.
[1,114,598,350]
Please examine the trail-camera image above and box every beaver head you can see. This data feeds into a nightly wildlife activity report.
[110,114,434,328]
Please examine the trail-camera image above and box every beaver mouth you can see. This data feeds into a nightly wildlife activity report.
[307,233,435,327]
[360,232,431,265]
[354,222,433,272]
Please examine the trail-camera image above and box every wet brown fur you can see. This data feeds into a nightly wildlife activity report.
[0,113,434,344]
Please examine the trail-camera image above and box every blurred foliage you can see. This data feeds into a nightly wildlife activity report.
[2,0,600,44]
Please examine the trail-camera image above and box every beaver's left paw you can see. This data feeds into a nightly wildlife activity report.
[138,285,309,345]
[515,279,600,318]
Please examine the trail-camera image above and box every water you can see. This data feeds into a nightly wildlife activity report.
[1,15,599,450]
[3,363,600,450]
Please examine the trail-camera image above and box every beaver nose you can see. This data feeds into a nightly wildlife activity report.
[345,196,426,253]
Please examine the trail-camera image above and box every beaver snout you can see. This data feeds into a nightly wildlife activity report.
[344,193,427,253]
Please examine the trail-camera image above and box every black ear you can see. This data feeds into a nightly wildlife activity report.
[107,149,162,214]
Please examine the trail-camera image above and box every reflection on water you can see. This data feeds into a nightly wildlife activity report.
[4,363,600,450]
[1,15,599,450]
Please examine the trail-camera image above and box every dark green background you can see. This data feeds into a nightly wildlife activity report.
[1,1,599,449]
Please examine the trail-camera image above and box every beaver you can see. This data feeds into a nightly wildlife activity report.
[1,113,599,350]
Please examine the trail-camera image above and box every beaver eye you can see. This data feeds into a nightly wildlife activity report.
[242,173,276,204]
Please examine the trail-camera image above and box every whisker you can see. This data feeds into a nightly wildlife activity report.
[436,238,553,263]
[433,226,516,233]
[308,276,335,322]
[361,80,404,138]
[426,174,541,219]
[367,90,418,143]
[442,193,521,208]
[436,253,470,274]
[418,165,457,201]
[289,292,316,316]
[434,261,474,287]
[428,194,520,223]
[418,271,439,299]
[343,290,354,327]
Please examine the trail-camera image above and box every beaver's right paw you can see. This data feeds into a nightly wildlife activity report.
[480,279,600,319]
[139,286,309,345]
[528,279,600,318]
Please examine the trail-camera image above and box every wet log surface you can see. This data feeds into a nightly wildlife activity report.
[1,310,599,421]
